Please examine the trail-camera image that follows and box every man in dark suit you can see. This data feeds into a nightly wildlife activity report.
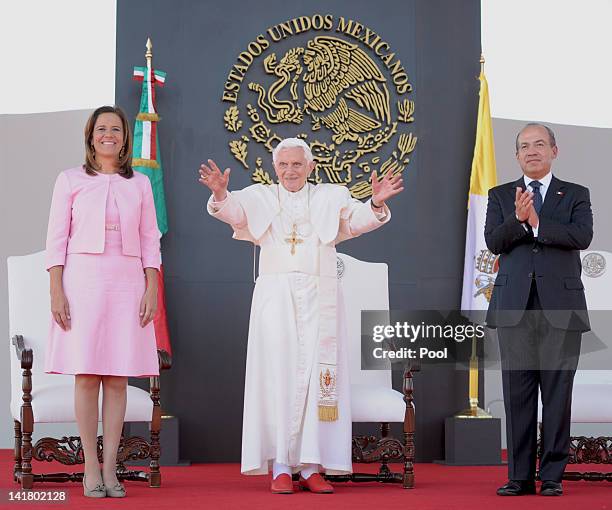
[485,123,593,497]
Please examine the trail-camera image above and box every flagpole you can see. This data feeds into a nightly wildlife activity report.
[132,37,172,354]
[455,330,491,418]
[146,37,153,64]
[456,53,492,419]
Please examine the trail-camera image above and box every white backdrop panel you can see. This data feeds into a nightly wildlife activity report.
[482,0,612,128]
[0,0,116,114]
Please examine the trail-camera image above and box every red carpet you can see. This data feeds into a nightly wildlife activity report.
[1,450,609,509]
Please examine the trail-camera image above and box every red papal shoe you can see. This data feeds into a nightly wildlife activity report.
[298,473,334,494]
[270,473,294,494]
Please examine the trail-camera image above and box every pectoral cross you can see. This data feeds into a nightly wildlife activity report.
[285,223,303,255]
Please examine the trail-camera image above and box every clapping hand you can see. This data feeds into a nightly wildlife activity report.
[515,187,534,223]
[199,159,231,202]
[371,170,404,207]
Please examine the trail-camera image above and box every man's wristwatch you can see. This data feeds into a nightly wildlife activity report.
[371,199,383,209]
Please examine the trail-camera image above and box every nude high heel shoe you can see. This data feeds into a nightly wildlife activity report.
[105,480,126,498]
[82,474,106,498]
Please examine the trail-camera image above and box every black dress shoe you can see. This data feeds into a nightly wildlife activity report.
[496,480,536,496]
[540,480,563,496]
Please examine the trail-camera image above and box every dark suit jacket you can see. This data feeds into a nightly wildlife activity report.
[484,175,593,331]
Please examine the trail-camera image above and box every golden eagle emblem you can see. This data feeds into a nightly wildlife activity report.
[223,30,417,199]
[250,36,392,146]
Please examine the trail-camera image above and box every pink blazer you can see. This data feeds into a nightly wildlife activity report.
[45,166,161,270]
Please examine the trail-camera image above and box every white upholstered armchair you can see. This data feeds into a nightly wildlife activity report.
[537,249,612,482]
[329,253,416,488]
[7,250,171,489]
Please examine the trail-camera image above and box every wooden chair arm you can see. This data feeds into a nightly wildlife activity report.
[150,349,171,402]
[157,349,172,371]
[149,350,170,448]
[12,335,33,370]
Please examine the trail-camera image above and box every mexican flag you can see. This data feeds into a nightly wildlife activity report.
[132,40,172,354]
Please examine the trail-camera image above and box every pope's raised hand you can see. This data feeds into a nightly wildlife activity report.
[199,159,231,202]
[371,170,404,207]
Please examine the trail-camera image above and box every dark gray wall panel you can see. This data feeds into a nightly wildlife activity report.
[116,0,481,462]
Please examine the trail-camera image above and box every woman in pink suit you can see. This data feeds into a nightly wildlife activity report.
[45,105,161,498]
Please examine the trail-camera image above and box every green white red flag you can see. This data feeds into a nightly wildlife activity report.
[132,40,171,354]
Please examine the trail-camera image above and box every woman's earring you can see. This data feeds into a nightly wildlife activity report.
[119,146,125,159]
[91,145,95,157]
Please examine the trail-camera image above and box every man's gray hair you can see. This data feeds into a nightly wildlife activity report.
[515,122,557,152]
[272,138,314,164]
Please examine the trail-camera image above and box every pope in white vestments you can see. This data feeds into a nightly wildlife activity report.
[199,138,404,494]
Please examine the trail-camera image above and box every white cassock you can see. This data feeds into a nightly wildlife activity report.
[208,182,390,475]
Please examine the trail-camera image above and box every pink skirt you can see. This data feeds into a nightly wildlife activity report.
[45,234,159,377]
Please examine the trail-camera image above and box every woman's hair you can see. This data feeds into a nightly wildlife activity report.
[84,105,134,178]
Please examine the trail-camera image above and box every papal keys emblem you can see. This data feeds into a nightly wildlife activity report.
[474,249,500,302]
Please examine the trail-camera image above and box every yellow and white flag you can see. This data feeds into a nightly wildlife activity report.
[460,69,498,321]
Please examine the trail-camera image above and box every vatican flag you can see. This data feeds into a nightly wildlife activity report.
[460,68,498,324]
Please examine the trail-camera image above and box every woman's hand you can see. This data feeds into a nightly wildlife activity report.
[49,266,70,331]
[198,159,231,202]
[51,287,71,331]
[371,170,404,208]
[139,286,158,328]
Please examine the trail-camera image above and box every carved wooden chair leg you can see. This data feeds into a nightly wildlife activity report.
[378,422,391,476]
[20,363,34,489]
[149,374,162,488]
[402,368,415,489]
[115,425,123,476]
[14,420,22,482]
[116,460,127,478]
[20,418,34,488]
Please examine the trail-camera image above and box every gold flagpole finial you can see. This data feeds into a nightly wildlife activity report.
[145,37,153,64]
[480,53,485,72]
